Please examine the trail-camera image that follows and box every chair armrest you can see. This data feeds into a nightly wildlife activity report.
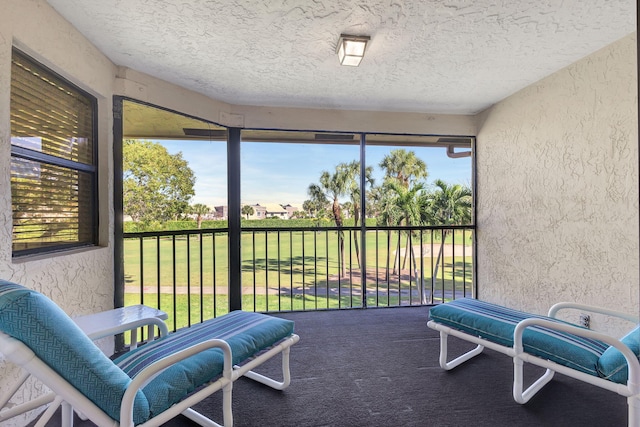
[548,302,639,324]
[119,338,233,426]
[513,318,640,386]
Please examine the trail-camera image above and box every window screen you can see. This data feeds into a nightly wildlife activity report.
[10,48,97,256]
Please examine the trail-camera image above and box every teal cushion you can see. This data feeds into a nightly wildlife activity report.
[597,326,640,384]
[0,280,150,424]
[114,310,295,418]
[430,298,610,376]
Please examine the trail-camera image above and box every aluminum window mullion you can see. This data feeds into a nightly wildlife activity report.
[10,145,96,173]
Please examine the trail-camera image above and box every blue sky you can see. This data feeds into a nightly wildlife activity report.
[158,139,472,209]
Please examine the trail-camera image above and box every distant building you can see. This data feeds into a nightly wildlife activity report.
[241,203,299,220]
[248,204,266,219]
[281,204,299,218]
[263,203,288,219]
[214,205,228,220]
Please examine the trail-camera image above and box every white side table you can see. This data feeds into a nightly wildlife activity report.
[73,304,169,349]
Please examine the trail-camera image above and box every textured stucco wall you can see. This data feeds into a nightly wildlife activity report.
[0,1,116,425]
[476,33,638,335]
[0,1,637,425]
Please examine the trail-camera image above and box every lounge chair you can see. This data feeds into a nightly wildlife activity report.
[427,298,640,426]
[0,280,299,426]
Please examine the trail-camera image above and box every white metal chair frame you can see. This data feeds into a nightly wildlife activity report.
[0,317,299,427]
[427,302,640,427]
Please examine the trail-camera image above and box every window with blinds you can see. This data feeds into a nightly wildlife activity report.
[10,48,98,256]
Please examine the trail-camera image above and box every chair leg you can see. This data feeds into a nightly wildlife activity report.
[181,382,234,427]
[182,408,224,427]
[34,396,64,427]
[243,347,292,390]
[628,395,640,427]
[513,357,554,404]
[223,381,233,427]
[438,331,484,370]
[0,371,31,411]
[61,401,74,427]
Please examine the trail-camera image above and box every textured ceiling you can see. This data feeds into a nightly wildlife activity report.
[47,0,635,114]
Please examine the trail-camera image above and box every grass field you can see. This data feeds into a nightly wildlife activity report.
[124,228,474,331]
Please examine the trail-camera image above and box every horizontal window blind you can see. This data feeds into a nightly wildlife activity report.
[10,48,97,256]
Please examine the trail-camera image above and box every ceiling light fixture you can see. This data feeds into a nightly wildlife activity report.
[336,34,370,67]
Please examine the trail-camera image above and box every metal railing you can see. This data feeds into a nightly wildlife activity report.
[123,225,475,331]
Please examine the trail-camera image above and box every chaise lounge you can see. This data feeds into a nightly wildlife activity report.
[427,298,640,427]
[0,280,299,427]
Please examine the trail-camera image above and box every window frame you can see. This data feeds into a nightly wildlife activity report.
[10,47,99,257]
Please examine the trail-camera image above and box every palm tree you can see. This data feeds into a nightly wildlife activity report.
[241,204,255,220]
[369,184,401,280]
[379,149,428,280]
[308,172,338,225]
[308,161,371,277]
[378,149,428,278]
[302,199,318,217]
[341,161,374,269]
[190,203,211,229]
[385,180,425,272]
[379,149,428,188]
[427,179,472,299]
[429,180,472,225]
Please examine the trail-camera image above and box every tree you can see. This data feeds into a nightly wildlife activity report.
[123,139,195,224]
[308,161,372,277]
[308,171,341,227]
[190,203,211,229]
[379,149,428,188]
[303,199,326,217]
[302,200,314,216]
[308,170,346,275]
[341,160,374,269]
[369,184,401,281]
[426,179,472,299]
[378,148,428,273]
[385,179,425,271]
[241,205,255,219]
[427,179,472,226]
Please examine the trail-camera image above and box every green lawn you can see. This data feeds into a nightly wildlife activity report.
[124,228,474,331]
